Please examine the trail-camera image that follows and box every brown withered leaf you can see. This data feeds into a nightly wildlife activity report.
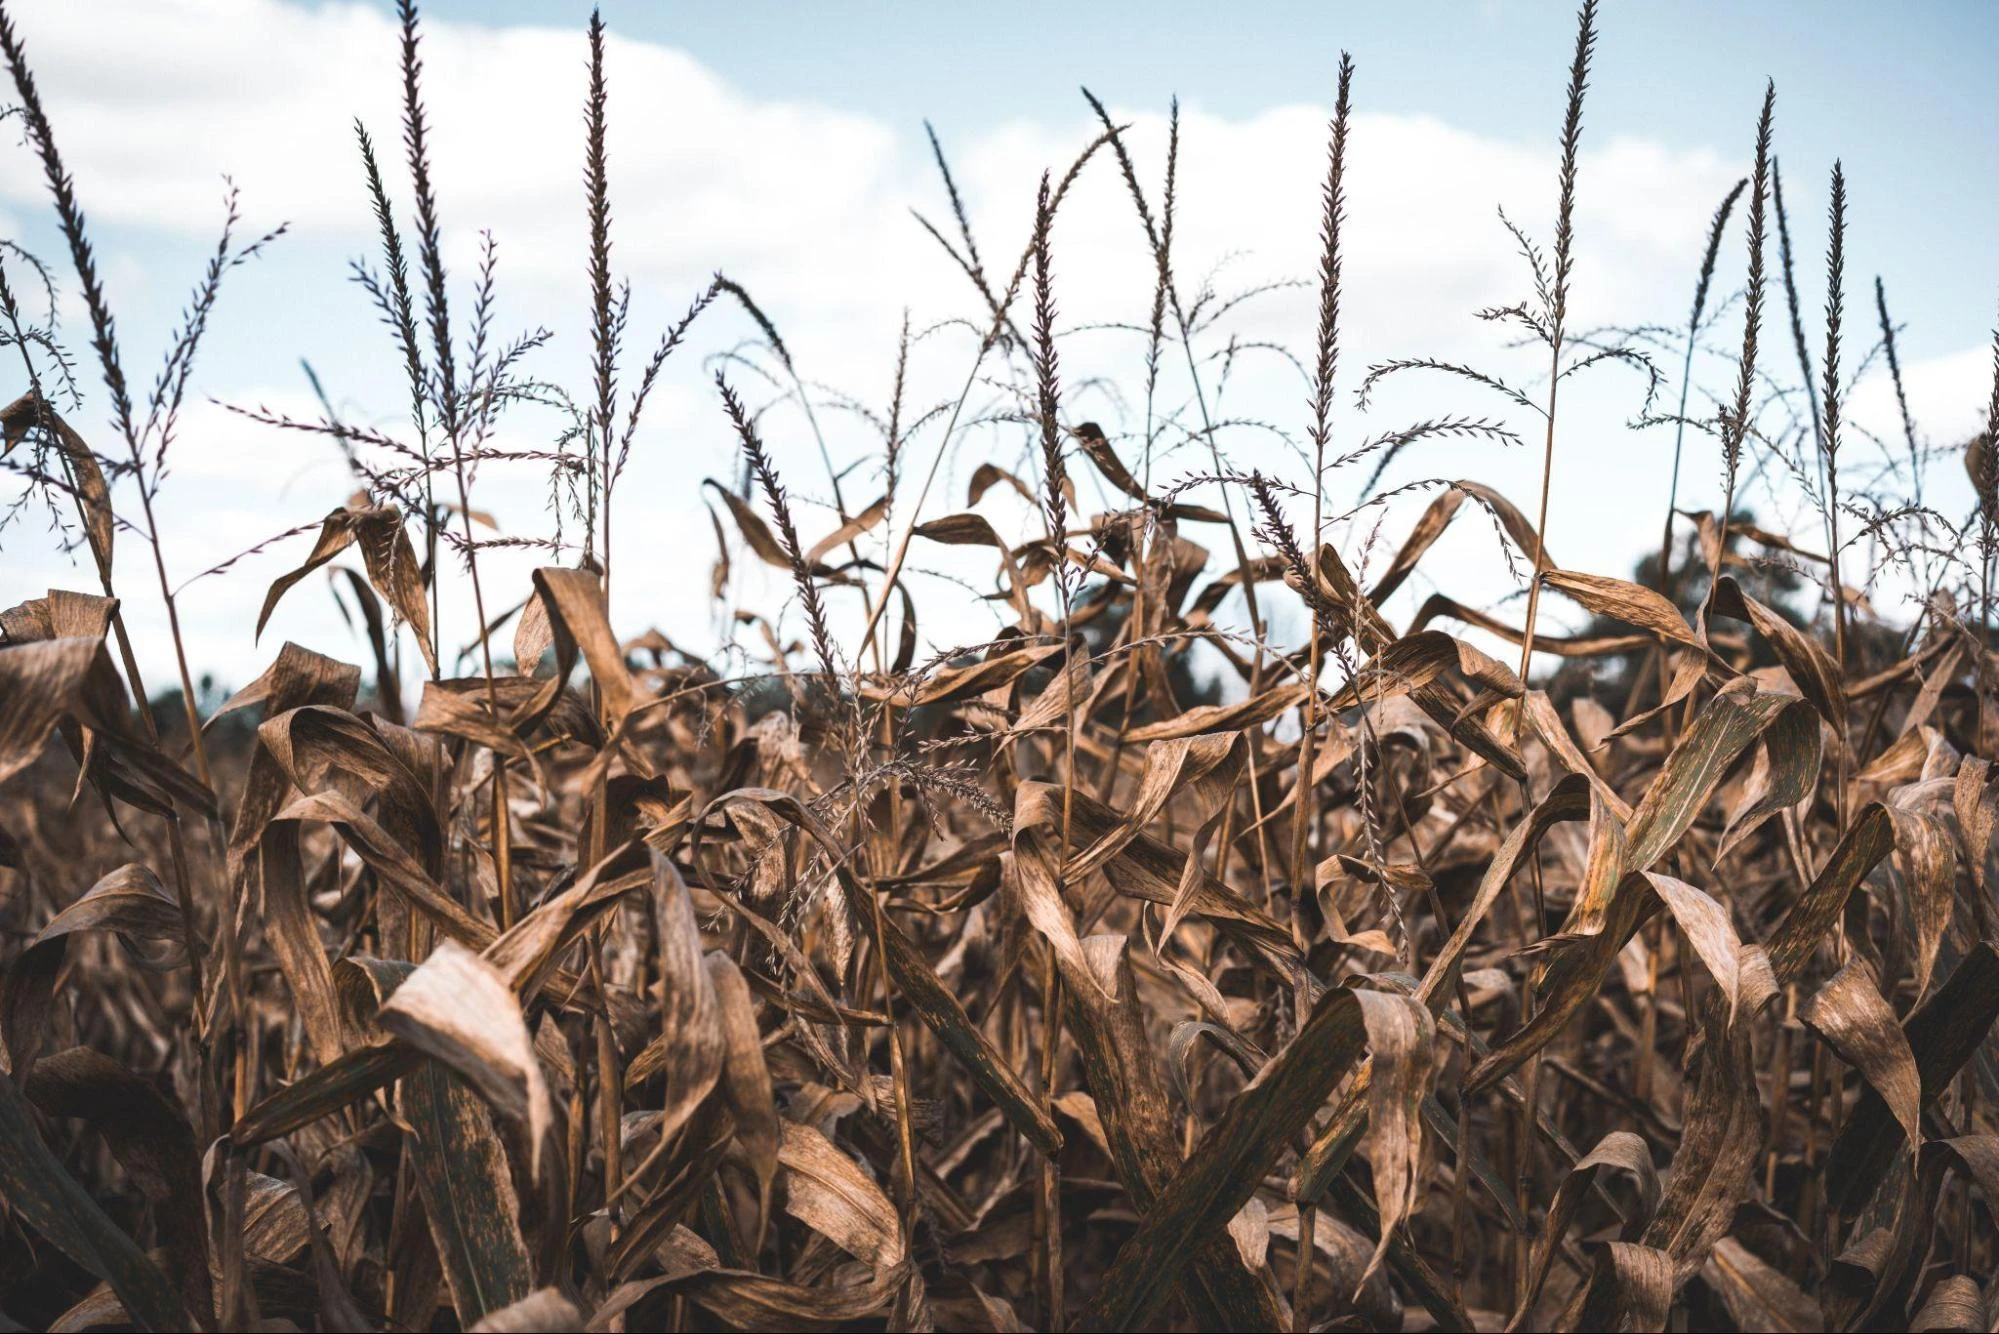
[1047,783,1308,992]
[1909,1275,1986,1333]
[1523,689,1633,819]
[240,1170,311,1264]
[229,856,629,1152]
[2,393,115,581]
[400,1060,536,1327]
[910,512,1031,616]
[252,702,440,859]
[0,1069,187,1330]
[1955,754,1998,892]
[1125,682,1309,743]
[531,565,648,740]
[1968,430,1999,525]
[513,585,554,675]
[1608,646,1710,739]
[1225,1195,1268,1272]
[1630,1018,1762,1294]
[1512,1130,1659,1328]
[1324,630,1522,712]
[1641,872,1745,1019]
[413,680,537,762]
[1351,988,1436,1285]
[864,640,1063,707]
[1709,574,1845,728]
[1800,959,1922,1148]
[1701,1237,1822,1333]
[1408,589,1652,657]
[1065,734,1243,941]
[210,639,362,727]
[1565,1240,1674,1332]
[1887,804,1958,999]
[269,789,489,949]
[378,939,554,1178]
[482,844,649,1001]
[1060,937,1284,1330]
[0,637,106,786]
[24,1048,211,1321]
[31,862,186,952]
[1544,568,1703,648]
[1075,985,1371,1331]
[6,864,188,1074]
[1828,942,1999,1217]
[705,477,796,570]
[1369,483,1476,604]
[778,1121,903,1270]
[1306,543,1400,650]
[0,938,65,1078]
[642,855,725,1152]
[255,818,346,1067]
[1714,694,1822,862]
[1007,822,1114,1010]
[258,503,437,675]
[804,493,888,568]
[1624,677,1815,872]
[1068,422,1148,502]
[705,951,779,1226]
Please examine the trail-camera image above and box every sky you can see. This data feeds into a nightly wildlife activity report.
[2,0,1995,693]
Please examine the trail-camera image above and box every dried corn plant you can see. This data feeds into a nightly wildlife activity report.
[4,3,1999,1331]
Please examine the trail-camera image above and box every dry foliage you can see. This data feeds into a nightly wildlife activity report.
[4,2,1999,1331]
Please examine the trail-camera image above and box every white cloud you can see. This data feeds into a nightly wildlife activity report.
[1848,342,1992,448]
[2,0,1984,685]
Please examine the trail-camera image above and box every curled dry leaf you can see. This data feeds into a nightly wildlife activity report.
[32,862,186,950]
[257,503,437,676]
[377,939,554,1178]
[1509,1130,1659,1328]
[0,637,109,786]
[1908,1275,1986,1333]
[2,393,115,581]
[1799,960,1922,1147]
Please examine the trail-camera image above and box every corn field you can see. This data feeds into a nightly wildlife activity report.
[3,1,1999,1330]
